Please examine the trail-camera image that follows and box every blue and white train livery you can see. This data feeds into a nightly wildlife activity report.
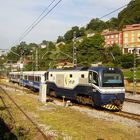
[46,67,125,110]
[9,71,47,90]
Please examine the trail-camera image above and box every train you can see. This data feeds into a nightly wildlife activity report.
[9,71,47,90]
[9,66,125,110]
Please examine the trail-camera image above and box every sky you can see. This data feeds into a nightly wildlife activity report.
[0,0,131,50]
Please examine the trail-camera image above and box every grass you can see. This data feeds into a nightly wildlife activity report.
[122,69,140,81]
[2,89,139,140]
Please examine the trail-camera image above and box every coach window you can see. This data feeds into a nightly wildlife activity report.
[29,76,34,81]
[35,76,37,81]
[17,75,20,79]
[36,76,40,82]
[25,76,27,80]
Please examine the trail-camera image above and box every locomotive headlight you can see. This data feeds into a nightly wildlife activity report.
[109,68,114,71]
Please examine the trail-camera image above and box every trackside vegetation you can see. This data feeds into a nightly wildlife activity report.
[0,86,140,140]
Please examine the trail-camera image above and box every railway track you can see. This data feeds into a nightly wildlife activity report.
[0,86,49,140]
[1,82,140,123]
[114,111,140,122]
[125,98,140,104]
[50,96,140,123]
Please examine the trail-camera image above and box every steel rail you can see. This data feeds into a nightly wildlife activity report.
[115,111,140,122]
[1,82,140,123]
[125,98,140,104]
[0,95,15,123]
[0,86,48,140]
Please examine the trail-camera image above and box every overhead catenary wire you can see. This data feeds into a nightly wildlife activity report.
[12,1,127,47]
[99,4,128,20]
[12,0,57,46]
[12,0,63,47]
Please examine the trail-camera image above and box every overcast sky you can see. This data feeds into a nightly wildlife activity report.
[0,0,131,50]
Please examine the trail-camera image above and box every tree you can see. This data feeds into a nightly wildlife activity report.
[118,0,140,29]
[121,53,134,68]
[106,17,119,30]
[64,26,82,42]
[86,18,107,32]
[104,44,123,66]
[56,36,64,43]
[77,33,105,66]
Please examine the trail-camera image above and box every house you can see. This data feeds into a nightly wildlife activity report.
[102,30,123,48]
[122,24,140,55]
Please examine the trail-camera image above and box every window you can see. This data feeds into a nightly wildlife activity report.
[131,37,134,43]
[69,74,72,78]
[24,76,27,80]
[124,33,128,37]
[35,76,40,82]
[81,74,84,78]
[28,76,34,81]
[102,72,123,87]
[131,33,134,37]
[111,35,114,38]
[138,36,140,42]
[50,74,53,77]
[124,38,128,43]
[89,71,99,86]
[45,72,49,80]
[115,35,118,38]
[131,31,134,37]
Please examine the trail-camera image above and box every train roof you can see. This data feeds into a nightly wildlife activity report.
[9,71,47,75]
[89,66,122,72]
[48,66,121,72]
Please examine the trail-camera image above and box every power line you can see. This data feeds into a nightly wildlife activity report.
[12,0,63,47]
[12,1,127,47]
[12,0,57,47]
[99,4,128,19]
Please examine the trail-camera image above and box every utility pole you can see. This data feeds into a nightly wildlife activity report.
[20,49,24,89]
[73,31,77,67]
[35,47,39,71]
[133,48,136,95]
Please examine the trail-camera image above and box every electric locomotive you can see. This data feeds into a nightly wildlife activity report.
[46,66,125,110]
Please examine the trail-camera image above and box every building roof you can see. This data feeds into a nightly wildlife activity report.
[123,24,140,31]
[102,30,121,36]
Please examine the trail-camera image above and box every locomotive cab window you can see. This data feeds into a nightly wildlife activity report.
[102,70,124,87]
[89,71,99,86]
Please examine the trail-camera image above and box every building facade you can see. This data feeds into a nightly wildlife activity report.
[102,30,123,48]
[122,24,140,55]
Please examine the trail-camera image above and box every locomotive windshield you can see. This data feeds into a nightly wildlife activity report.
[102,70,124,87]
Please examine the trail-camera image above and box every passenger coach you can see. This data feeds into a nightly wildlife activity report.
[9,71,47,90]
